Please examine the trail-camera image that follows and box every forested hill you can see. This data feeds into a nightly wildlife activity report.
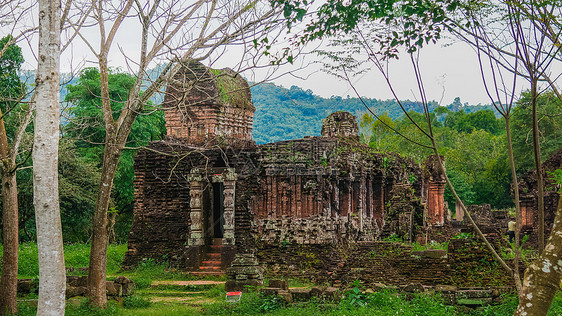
[250,83,496,144]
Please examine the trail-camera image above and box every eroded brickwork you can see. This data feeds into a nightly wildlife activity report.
[163,60,254,146]
[423,155,447,226]
[517,149,562,242]
[124,61,447,272]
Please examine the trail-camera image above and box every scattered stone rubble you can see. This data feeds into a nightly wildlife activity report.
[17,276,134,299]
[259,278,509,307]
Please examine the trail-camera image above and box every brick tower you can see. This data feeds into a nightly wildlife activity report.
[163,60,255,146]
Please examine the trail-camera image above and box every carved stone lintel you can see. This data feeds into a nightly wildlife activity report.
[224,168,237,181]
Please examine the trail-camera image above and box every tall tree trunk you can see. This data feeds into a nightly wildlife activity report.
[531,78,545,251]
[87,141,122,308]
[34,0,65,314]
[505,116,523,294]
[0,107,18,315]
[515,195,562,315]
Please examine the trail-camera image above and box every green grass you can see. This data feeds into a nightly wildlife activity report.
[0,243,127,278]
[5,243,562,315]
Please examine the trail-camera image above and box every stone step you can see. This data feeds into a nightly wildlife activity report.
[199,266,221,271]
[206,253,221,259]
[190,271,225,277]
[202,260,221,266]
[209,245,222,251]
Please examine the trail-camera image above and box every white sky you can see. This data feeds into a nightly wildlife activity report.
[10,2,534,107]
[256,40,499,106]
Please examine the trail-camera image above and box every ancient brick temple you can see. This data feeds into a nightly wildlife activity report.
[123,61,447,271]
[517,149,562,240]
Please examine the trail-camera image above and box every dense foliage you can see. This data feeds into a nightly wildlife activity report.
[360,106,512,210]
[511,91,562,173]
[63,67,166,242]
[250,83,495,144]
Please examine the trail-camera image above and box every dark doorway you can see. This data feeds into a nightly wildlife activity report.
[212,182,224,238]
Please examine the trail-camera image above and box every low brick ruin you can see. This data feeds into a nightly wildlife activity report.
[517,149,562,242]
[123,61,455,279]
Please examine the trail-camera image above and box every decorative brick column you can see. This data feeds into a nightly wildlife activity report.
[188,169,205,246]
[221,168,237,269]
[222,168,236,246]
[427,181,446,226]
[186,169,204,269]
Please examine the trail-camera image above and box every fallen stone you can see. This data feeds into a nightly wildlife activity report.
[269,279,289,290]
[372,282,387,292]
[120,282,135,296]
[66,276,88,288]
[423,249,447,258]
[225,279,263,292]
[277,290,293,303]
[457,289,493,299]
[324,287,339,300]
[435,285,457,294]
[290,288,311,301]
[310,286,326,298]
[17,279,36,295]
[403,283,424,293]
[66,285,87,298]
[441,293,456,305]
[260,287,280,297]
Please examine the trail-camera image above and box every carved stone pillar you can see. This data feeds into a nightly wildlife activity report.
[222,168,237,246]
[188,169,204,246]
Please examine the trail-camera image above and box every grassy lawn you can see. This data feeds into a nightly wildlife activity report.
[2,243,562,315]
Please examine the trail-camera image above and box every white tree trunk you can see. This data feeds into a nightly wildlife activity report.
[34,0,65,315]
[515,196,562,315]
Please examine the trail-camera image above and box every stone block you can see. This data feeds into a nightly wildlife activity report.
[66,285,87,298]
[435,285,457,294]
[324,287,340,301]
[120,281,135,296]
[277,290,293,303]
[310,286,326,298]
[290,288,311,301]
[269,279,289,290]
[372,283,387,292]
[226,279,264,292]
[67,276,88,288]
[261,287,280,297]
[106,281,119,296]
[457,289,493,299]
[17,279,36,295]
[403,283,424,293]
[424,249,447,258]
[441,293,456,305]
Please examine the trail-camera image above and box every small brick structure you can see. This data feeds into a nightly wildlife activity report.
[225,254,265,291]
[517,149,561,244]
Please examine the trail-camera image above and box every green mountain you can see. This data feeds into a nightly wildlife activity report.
[250,83,495,144]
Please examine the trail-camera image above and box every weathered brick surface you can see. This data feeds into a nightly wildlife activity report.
[123,59,448,275]
[163,60,254,147]
[517,148,561,243]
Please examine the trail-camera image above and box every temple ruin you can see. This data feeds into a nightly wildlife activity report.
[123,61,449,273]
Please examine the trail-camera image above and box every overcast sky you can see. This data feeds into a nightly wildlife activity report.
[260,40,497,106]
[11,3,531,108]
